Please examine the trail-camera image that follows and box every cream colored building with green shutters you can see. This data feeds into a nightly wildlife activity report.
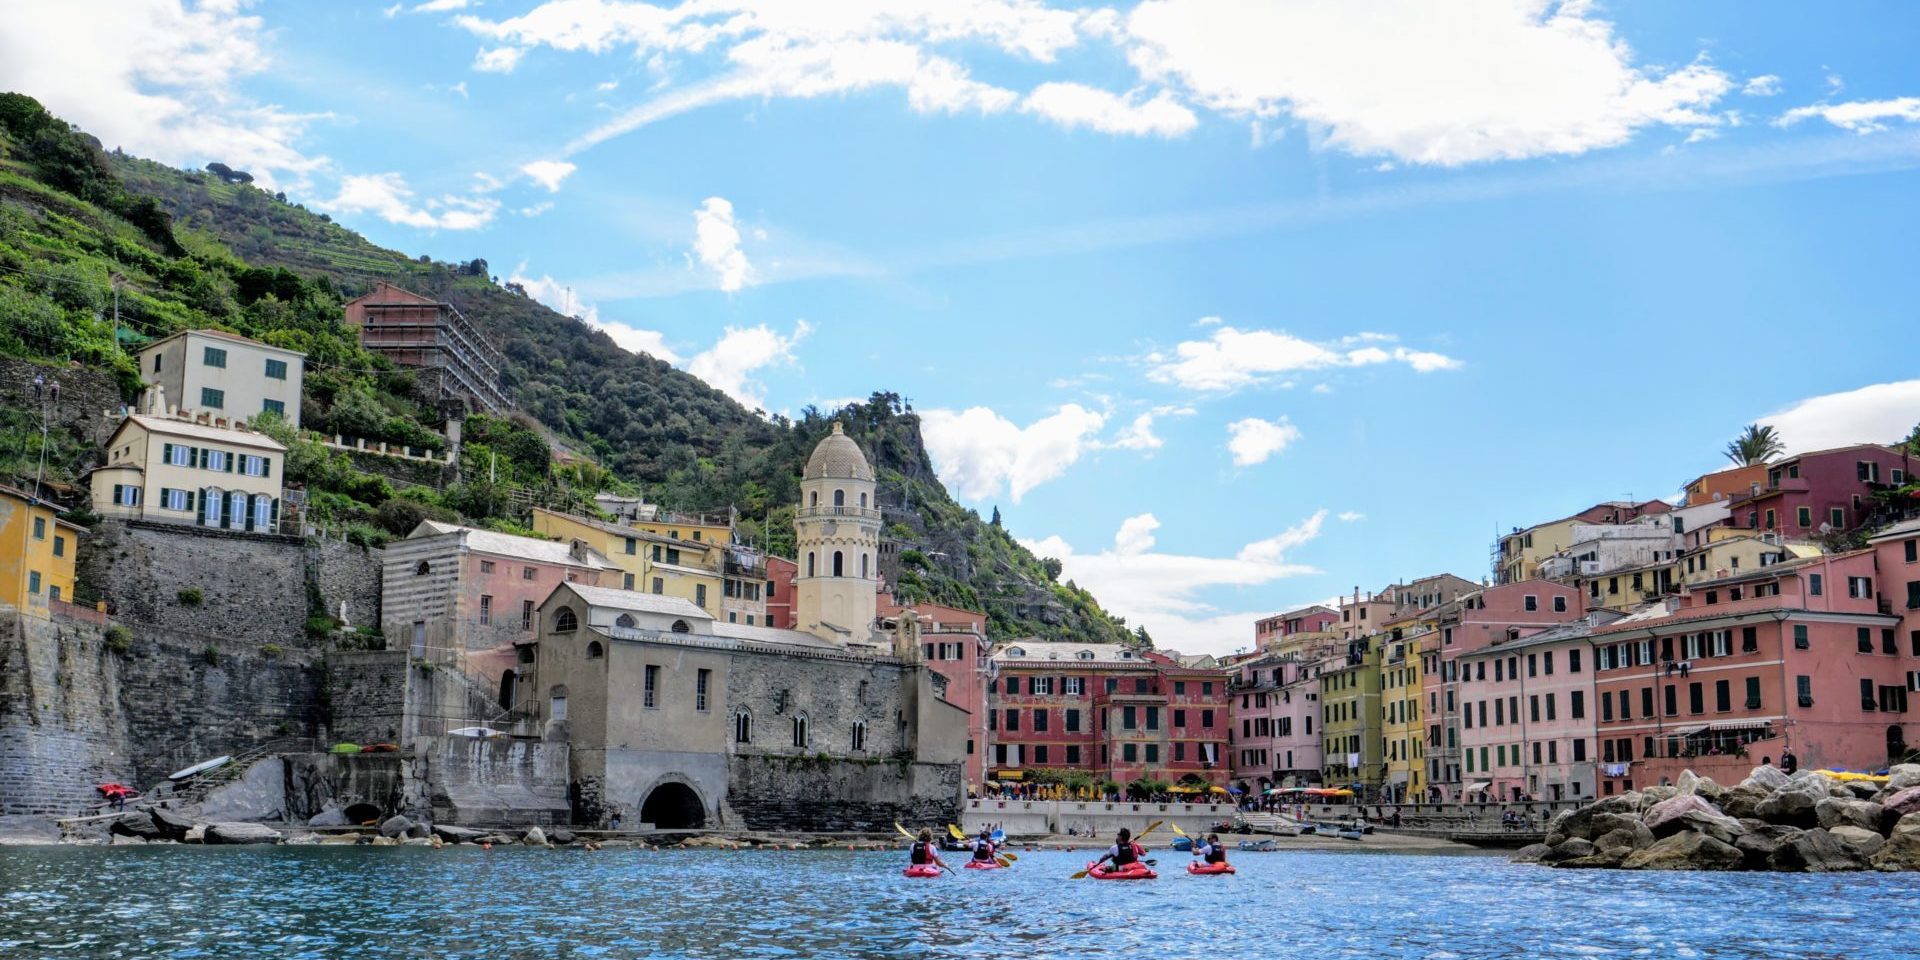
[90,413,288,534]
[137,329,306,429]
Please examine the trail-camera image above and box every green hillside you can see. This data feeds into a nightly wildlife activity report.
[0,92,1132,646]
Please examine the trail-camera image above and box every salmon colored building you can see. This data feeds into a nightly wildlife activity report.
[1729,444,1914,537]
[1590,548,1913,794]
[988,641,1231,789]
[880,597,990,784]
[763,555,797,628]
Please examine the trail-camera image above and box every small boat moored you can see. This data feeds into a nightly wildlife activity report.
[1187,861,1236,875]
[1087,862,1158,881]
[903,865,944,878]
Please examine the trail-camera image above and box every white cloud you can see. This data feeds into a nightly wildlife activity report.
[518,201,555,217]
[1756,380,1920,454]
[686,320,812,410]
[1021,83,1198,138]
[1743,75,1782,97]
[691,196,755,292]
[1226,416,1301,466]
[1107,412,1164,451]
[921,404,1107,502]
[507,266,681,361]
[413,0,470,11]
[474,46,525,73]
[521,159,579,192]
[1776,98,1920,135]
[1123,0,1730,165]
[1022,509,1327,656]
[1147,325,1461,391]
[1337,511,1365,523]
[0,0,329,190]
[383,3,403,16]
[322,173,499,230]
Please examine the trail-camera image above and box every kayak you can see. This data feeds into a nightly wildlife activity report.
[1088,862,1157,881]
[903,865,943,878]
[963,860,1004,870]
[1187,861,1235,876]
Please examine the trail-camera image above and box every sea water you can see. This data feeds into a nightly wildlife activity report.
[0,845,1913,959]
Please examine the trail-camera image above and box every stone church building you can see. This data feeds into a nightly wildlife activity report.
[519,424,968,831]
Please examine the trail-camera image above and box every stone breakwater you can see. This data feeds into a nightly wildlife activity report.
[1513,764,1920,872]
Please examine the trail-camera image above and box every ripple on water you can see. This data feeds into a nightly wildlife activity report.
[1,847,1916,959]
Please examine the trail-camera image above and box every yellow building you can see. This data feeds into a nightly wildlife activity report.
[1678,534,1817,586]
[530,507,732,620]
[89,414,287,534]
[0,485,81,611]
[1320,635,1383,793]
[1379,612,1434,803]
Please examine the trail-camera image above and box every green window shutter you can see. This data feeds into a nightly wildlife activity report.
[261,457,271,478]
[226,451,235,472]
[163,442,174,463]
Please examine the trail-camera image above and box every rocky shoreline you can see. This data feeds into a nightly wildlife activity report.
[1514,764,1920,872]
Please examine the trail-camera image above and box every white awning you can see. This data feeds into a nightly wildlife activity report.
[1464,781,1492,793]
[1707,719,1775,732]
[1669,724,1709,737]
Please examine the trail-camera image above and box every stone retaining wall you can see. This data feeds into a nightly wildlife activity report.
[726,754,961,833]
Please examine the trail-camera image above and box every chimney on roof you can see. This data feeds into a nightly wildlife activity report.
[569,538,589,563]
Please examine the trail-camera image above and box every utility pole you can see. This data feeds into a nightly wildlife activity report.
[31,376,58,501]
[111,273,123,355]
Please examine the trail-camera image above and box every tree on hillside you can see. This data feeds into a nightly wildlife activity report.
[1902,421,1920,457]
[1724,423,1785,466]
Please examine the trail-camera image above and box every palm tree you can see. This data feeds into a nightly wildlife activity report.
[1724,423,1786,466]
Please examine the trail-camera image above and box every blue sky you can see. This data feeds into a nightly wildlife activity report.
[8,1,1920,654]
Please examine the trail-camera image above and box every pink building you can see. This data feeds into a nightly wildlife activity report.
[881,597,990,784]
[1229,651,1327,789]
[1423,580,1585,801]
[764,555,797,629]
[382,521,617,702]
[1731,443,1914,537]
[1455,615,1611,802]
[1253,604,1338,648]
[1592,548,1913,794]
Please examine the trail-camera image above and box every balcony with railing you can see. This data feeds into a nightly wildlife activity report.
[798,504,883,521]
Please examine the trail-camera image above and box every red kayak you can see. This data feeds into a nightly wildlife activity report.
[1088,862,1157,880]
[903,865,943,878]
[963,860,1004,870]
[1187,861,1235,875]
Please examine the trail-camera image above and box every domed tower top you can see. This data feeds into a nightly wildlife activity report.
[804,422,874,482]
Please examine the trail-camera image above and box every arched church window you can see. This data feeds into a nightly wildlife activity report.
[615,614,636,629]
[860,553,869,578]
[809,491,818,507]
[807,552,816,577]
[833,551,844,577]
[586,641,604,659]
[553,607,578,632]
[671,619,692,634]
[834,489,845,507]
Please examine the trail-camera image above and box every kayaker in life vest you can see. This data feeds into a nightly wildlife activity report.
[1093,827,1145,870]
[1192,833,1228,865]
[971,828,998,863]
[910,830,948,871]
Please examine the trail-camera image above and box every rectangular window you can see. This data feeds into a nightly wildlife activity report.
[1145,744,1159,764]
[1639,687,1652,718]
[521,600,534,630]
[200,387,225,409]
[203,346,227,368]
[644,665,659,708]
[1797,675,1813,706]
[1862,678,1877,710]
[1794,624,1809,649]
[696,669,710,712]
[478,595,492,625]
[32,516,46,540]
[1033,709,1049,732]
[1573,738,1587,761]
[1667,684,1681,716]
[1553,595,1566,612]
[1145,707,1160,731]
[1524,595,1538,612]
[1173,708,1186,727]
[1201,709,1215,728]
[1859,627,1874,653]
[1065,708,1081,732]
[651,577,663,594]
[27,571,41,595]
[264,358,288,380]
[1005,709,1020,731]
[1032,745,1048,765]
[1600,690,1614,722]
[1122,706,1137,730]
[695,584,707,608]
[1065,745,1081,764]
[1831,508,1846,530]
[1005,676,1020,695]
[1123,743,1137,763]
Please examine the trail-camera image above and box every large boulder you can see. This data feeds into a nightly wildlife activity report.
[1770,828,1864,873]
[1828,825,1885,857]
[1641,785,1679,804]
[1742,765,1792,792]
[1719,785,1768,820]
[523,826,548,846]
[1594,822,1655,853]
[1756,787,1821,828]
[1675,770,1725,800]
[1544,807,1599,846]
[432,824,486,843]
[1869,831,1920,871]
[1734,829,1784,870]
[1815,797,1883,832]
[151,807,195,841]
[1644,795,1718,835]
[1589,792,1644,815]
[108,812,166,841]
[1621,832,1744,871]
[1587,812,1646,839]
[378,815,414,839]
[551,828,575,845]
[1559,846,1633,869]
[1510,843,1552,864]
[1886,764,1920,793]
[1891,812,1920,839]
[1539,838,1595,864]
[1674,810,1747,846]
[1880,787,1920,821]
[1844,781,1881,801]
[307,806,351,828]
[204,822,282,845]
